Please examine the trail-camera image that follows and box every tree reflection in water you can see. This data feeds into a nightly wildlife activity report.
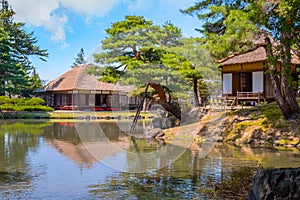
[0,120,52,199]
[87,146,258,200]
[1,120,299,199]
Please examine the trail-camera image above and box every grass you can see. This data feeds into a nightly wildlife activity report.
[226,118,268,142]
[222,98,300,145]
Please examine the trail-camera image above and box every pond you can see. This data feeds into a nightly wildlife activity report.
[0,120,300,199]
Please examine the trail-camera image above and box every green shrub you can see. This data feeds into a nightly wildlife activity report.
[0,96,26,105]
[0,96,52,112]
[21,106,53,112]
[25,97,45,106]
[0,96,10,104]
[0,104,18,111]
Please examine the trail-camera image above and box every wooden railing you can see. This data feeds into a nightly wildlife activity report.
[237,91,262,98]
[222,92,266,107]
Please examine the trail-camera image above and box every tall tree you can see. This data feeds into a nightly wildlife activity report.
[71,48,86,68]
[91,16,205,119]
[0,0,47,96]
[20,69,43,97]
[170,37,220,106]
[182,0,300,119]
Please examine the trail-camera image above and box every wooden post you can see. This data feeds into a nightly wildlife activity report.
[0,108,4,119]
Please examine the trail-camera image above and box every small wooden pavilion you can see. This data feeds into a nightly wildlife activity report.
[38,64,140,110]
[218,42,300,105]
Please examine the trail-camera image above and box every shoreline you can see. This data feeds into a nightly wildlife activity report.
[162,101,300,149]
[2,100,300,149]
[1,110,155,121]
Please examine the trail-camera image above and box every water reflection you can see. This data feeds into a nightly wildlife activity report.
[0,120,299,199]
[44,121,132,168]
[0,120,51,199]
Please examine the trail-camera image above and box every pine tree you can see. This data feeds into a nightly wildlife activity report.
[0,0,48,96]
[170,37,220,106]
[20,70,43,97]
[71,48,86,68]
[91,16,211,118]
[182,0,300,119]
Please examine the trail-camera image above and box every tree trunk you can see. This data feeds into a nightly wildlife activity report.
[0,80,5,96]
[193,78,200,107]
[142,98,147,111]
[264,37,300,119]
[149,82,181,120]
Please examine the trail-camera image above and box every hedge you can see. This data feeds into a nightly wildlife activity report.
[0,96,53,112]
[25,98,45,106]
[0,104,53,112]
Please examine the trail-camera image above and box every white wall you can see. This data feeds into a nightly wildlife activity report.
[252,71,264,92]
[223,73,232,94]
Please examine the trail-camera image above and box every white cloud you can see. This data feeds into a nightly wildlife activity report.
[10,0,60,26]
[8,0,197,44]
[10,0,68,42]
[9,0,121,44]
[45,14,68,42]
[60,0,121,16]
[127,0,153,12]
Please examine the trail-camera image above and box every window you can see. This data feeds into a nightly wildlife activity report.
[223,73,232,94]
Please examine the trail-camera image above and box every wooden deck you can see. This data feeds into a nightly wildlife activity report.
[222,92,266,107]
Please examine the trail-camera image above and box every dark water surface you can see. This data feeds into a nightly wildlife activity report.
[0,120,299,199]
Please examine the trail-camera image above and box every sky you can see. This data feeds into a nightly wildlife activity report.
[9,0,202,82]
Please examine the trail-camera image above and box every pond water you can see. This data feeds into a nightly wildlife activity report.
[0,120,300,199]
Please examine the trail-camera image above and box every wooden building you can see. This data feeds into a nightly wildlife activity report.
[38,64,140,110]
[218,43,300,104]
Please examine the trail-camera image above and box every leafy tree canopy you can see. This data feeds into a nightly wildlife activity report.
[91,15,217,108]
[181,0,300,59]
[0,0,48,97]
[182,0,300,119]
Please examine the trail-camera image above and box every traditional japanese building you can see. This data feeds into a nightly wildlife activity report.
[38,64,140,110]
[218,41,300,103]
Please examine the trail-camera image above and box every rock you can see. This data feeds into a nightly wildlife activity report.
[248,168,300,200]
[145,128,164,138]
[274,140,281,146]
[266,135,273,142]
[152,118,162,128]
[216,136,224,142]
[152,116,177,129]
[288,136,295,140]
[275,131,282,137]
[161,118,171,129]
[247,138,254,144]
[181,107,207,124]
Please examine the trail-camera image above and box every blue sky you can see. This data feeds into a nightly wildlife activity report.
[9,0,202,82]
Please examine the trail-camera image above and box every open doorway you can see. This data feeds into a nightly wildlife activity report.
[240,72,252,92]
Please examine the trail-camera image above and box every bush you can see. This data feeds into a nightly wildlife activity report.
[11,98,26,105]
[25,98,45,106]
[0,104,18,111]
[21,106,53,112]
[0,96,25,105]
[0,96,10,104]
[0,96,52,112]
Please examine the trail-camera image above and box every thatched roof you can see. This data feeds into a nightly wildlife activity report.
[44,64,132,92]
[218,41,300,67]
[46,137,130,168]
